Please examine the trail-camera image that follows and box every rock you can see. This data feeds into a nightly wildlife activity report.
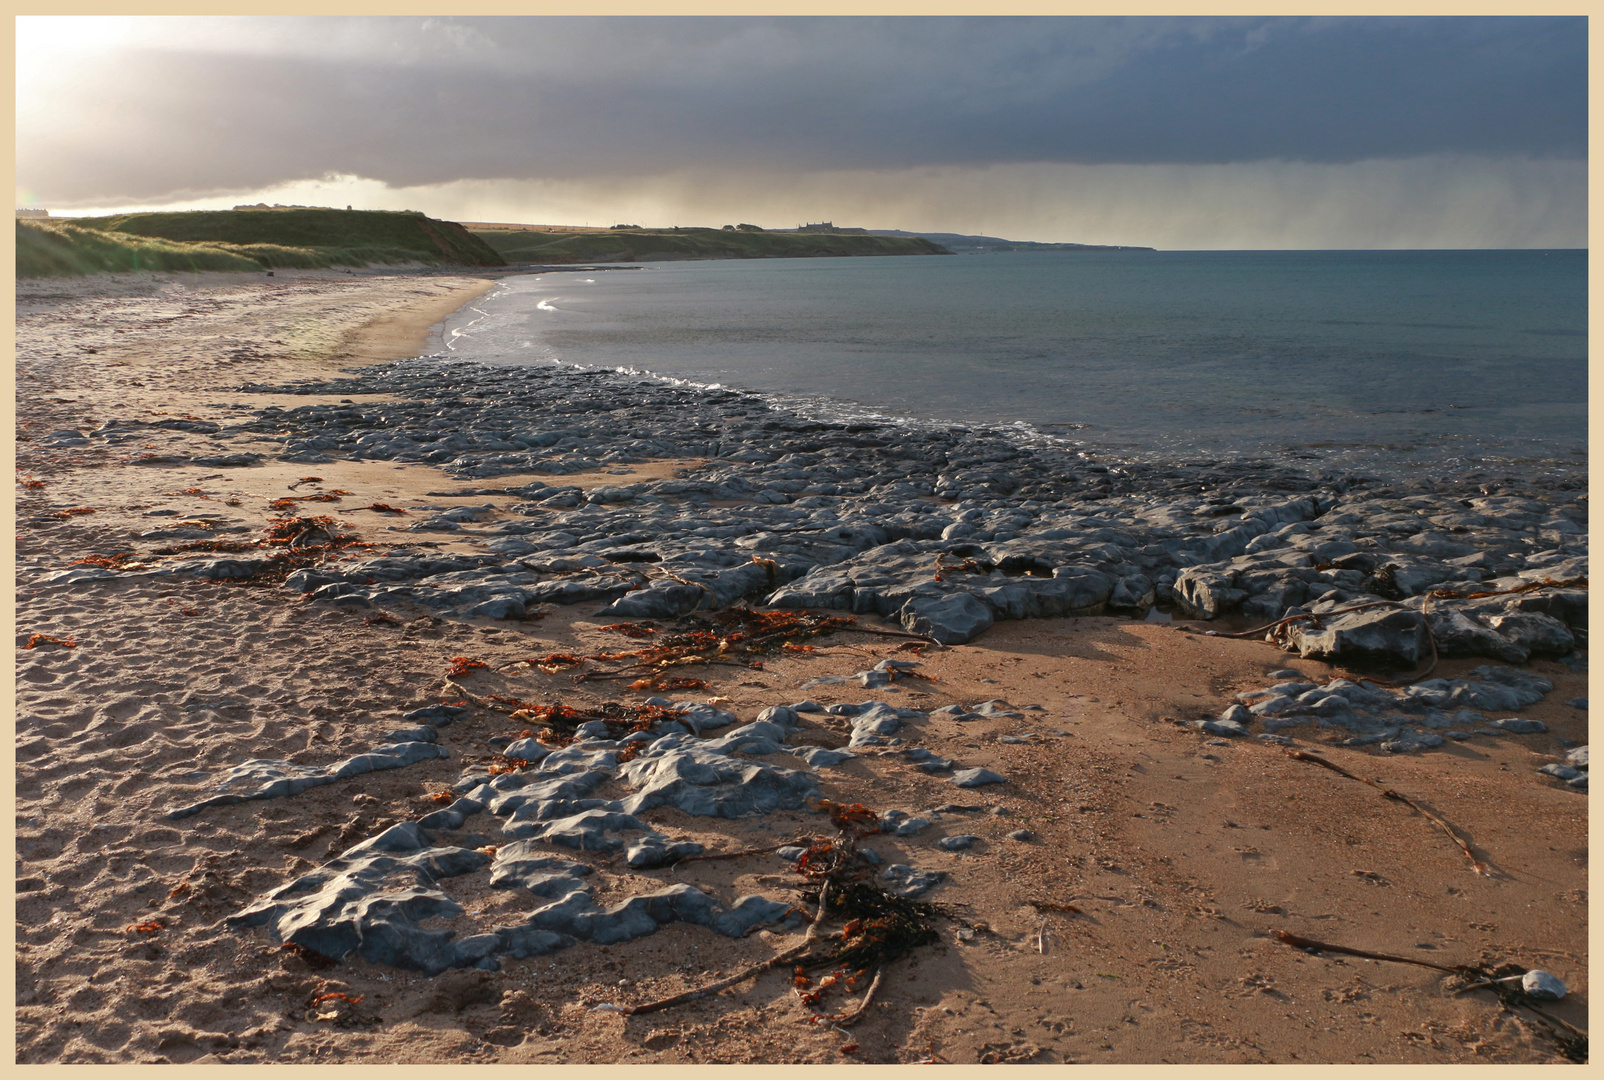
[1200,719,1249,737]
[880,864,945,898]
[617,736,820,818]
[1007,829,1032,841]
[791,746,855,768]
[1489,718,1547,735]
[461,596,526,620]
[1539,764,1582,782]
[899,592,994,645]
[1286,607,1429,666]
[226,825,493,974]
[1565,745,1588,768]
[1172,567,1246,619]
[169,739,448,820]
[1379,731,1444,753]
[938,834,980,851]
[951,767,1006,788]
[625,835,706,869]
[1565,698,1587,711]
[1521,970,1567,1001]
[1485,612,1576,659]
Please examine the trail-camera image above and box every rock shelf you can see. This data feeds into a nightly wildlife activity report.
[211,679,1010,975]
[44,357,1587,667]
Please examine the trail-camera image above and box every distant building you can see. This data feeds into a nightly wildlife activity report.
[16,208,49,218]
[796,221,866,235]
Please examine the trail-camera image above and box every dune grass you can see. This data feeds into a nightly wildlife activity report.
[19,208,506,278]
[81,208,504,265]
[18,220,270,277]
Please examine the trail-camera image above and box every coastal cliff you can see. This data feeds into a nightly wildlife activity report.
[470,225,950,264]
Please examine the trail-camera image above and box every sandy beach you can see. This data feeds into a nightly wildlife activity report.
[14,269,1588,1064]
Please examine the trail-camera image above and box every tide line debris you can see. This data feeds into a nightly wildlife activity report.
[1283,748,1494,876]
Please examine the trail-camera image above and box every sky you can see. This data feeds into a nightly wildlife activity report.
[14,15,1588,248]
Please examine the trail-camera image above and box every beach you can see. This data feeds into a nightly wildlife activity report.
[14,268,1588,1064]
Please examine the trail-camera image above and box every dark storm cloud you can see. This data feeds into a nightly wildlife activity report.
[19,16,1586,204]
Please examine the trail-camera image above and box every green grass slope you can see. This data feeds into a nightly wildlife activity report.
[472,226,950,264]
[35,208,506,276]
[17,220,307,277]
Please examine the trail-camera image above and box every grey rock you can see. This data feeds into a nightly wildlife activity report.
[1200,719,1250,737]
[938,834,980,851]
[169,739,448,820]
[1287,606,1429,666]
[226,824,492,974]
[1565,745,1588,768]
[880,864,945,898]
[1489,718,1547,735]
[1539,764,1582,782]
[791,746,855,768]
[1380,731,1444,753]
[618,735,820,818]
[625,835,706,869]
[951,767,1006,788]
[900,591,995,645]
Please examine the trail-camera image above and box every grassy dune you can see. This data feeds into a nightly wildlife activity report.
[471,226,950,264]
[18,208,506,278]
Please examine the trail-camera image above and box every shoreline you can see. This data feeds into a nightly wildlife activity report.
[447,252,1586,483]
[15,270,1589,1064]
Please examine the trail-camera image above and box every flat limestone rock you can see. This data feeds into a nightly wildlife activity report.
[168,739,447,820]
[881,863,946,897]
[618,736,820,819]
[952,767,1007,788]
[900,591,995,645]
[1286,607,1430,666]
[226,823,492,975]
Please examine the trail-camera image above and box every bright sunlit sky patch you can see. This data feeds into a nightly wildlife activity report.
[15,15,1588,248]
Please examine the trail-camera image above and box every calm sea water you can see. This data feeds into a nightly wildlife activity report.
[435,250,1586,477]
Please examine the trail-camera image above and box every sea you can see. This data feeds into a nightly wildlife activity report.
[433,249,1587,480]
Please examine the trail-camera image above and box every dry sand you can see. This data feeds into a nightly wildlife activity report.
[13,269,1589,1063]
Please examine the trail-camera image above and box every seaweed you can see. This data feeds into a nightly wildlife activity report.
[445,657,490,677]
[25,634,77,649]
[599,622,658,639]
[625,797,945,1028]
[535,609,897,687]
[69,552,137,569]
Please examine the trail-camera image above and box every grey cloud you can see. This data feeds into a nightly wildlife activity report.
[19,16,1585,205]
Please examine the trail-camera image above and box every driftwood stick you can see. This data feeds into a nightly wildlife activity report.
[668,838,814,871]
[1285,749,1495,877]
[835,965,886,1027]
[1277,932,1589,1045]
[622,941,811,1017]
[1272,929,1477,975]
